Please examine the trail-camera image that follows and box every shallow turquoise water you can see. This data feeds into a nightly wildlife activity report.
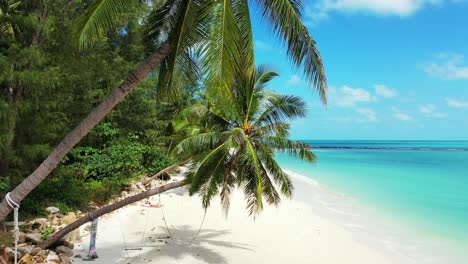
[276,140,468,245]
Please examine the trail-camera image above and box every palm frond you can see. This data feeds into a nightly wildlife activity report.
[201,0,241,99]
[244,67,279,122]
[261,136,316,162]
[256,142,293,197]
[255,0,327,103]
[144,0,204,100]
[254,93,307,127]
[233,0,255,75]
[189,140,231,209]
[172,131,227,157]
[254,122,290,138]
[237,136,265,215]
[75,0,143,49]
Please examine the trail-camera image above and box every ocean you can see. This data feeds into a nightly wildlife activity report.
[275,140,468,262]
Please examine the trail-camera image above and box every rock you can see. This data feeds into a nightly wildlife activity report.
[62,240,74,249]
[33,256,46,263]
[55,213,64,218]
[18,253,33,264]
[36,249,48,258]
[63,229,81,244]
[31,218,48,230]
[136,182,146,191]
[48,214,55,221]
[60,254,72,264]
[121,191,129,197]
[4,247,22,261]
[52,218,60,226]
[17,245,33,255]
[61,213,77,225]
[46,206,60,214]
[18,232,27,243]
[47,251,61,263]
[55,246,74,257]
[157,172,171,181]
[130,183,138,192]
[30,246,41,256]
[25,233,43,245]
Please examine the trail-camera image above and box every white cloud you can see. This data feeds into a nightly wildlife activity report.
[287,74,303,86]
[307,0,444,22]
[392,106,413,121]
[374,84,398,98]
[331,85,374,107]
[419,104,436,113]
[446,97,468,108]
[254,40,273,51]
[394,112,413,121]
[419,104,447,118]
[422,53,468,80]
[356,108,378,122]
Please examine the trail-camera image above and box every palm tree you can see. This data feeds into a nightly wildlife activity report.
[38,66,315,248]
[0,0,21,38]
[174,66,316,215]
[0,0,326,220]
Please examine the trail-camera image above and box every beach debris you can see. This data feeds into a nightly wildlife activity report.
[30,246,41,256]
[47,251,61,263]
[17,244,34,255]
[25,233,43,245]
[17,253,33,264]
[31,218,48,231]
[59,254,72,264]
[45,207,60,214]
[56,245,74,257]
[4,246,22,261]
[61,213,77,225]
[17,231,27,243]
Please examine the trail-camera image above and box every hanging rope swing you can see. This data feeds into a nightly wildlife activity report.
[5,192,20,264]
[116,183,208,263]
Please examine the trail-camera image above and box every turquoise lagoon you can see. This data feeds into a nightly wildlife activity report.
[275,140,468,261]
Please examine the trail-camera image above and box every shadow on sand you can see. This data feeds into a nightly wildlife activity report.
[113,225,253,264]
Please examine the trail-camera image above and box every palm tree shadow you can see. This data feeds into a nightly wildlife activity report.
[118,225,253,264]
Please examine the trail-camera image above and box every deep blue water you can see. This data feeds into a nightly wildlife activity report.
[275,140,468,246]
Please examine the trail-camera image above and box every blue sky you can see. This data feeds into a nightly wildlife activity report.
[251,0,468,140]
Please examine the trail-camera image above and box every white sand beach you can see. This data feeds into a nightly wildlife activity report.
[71,172,413,264]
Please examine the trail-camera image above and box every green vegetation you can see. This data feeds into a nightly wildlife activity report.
[174,66,315,215]
[0,0,326,221]
[0,1,179,218]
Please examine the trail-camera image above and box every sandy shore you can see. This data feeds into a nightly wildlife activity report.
[71,173,407,264]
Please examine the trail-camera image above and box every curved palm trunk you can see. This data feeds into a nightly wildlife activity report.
[0,43,172,220]
[39,179,188,249]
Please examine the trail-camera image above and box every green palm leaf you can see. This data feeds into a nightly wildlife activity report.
[75,0,143,49]
[201,0,241,99]
[255,0,327,103]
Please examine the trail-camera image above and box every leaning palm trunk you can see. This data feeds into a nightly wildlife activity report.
[0,43,172,220]
[39,179,188,249]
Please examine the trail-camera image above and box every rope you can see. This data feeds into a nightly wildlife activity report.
[137,205,150,261]
[117,209,130,259]
[157,185,172,237]
[5,193,20,264]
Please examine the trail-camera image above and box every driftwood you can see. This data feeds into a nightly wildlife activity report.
[39,179,189,249]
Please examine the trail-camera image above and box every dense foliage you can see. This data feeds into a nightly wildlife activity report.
[174,66,316,215]
[0,1,179,217]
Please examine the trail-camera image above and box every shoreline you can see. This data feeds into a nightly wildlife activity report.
[285,169,467,264]
[72,171,464,264]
